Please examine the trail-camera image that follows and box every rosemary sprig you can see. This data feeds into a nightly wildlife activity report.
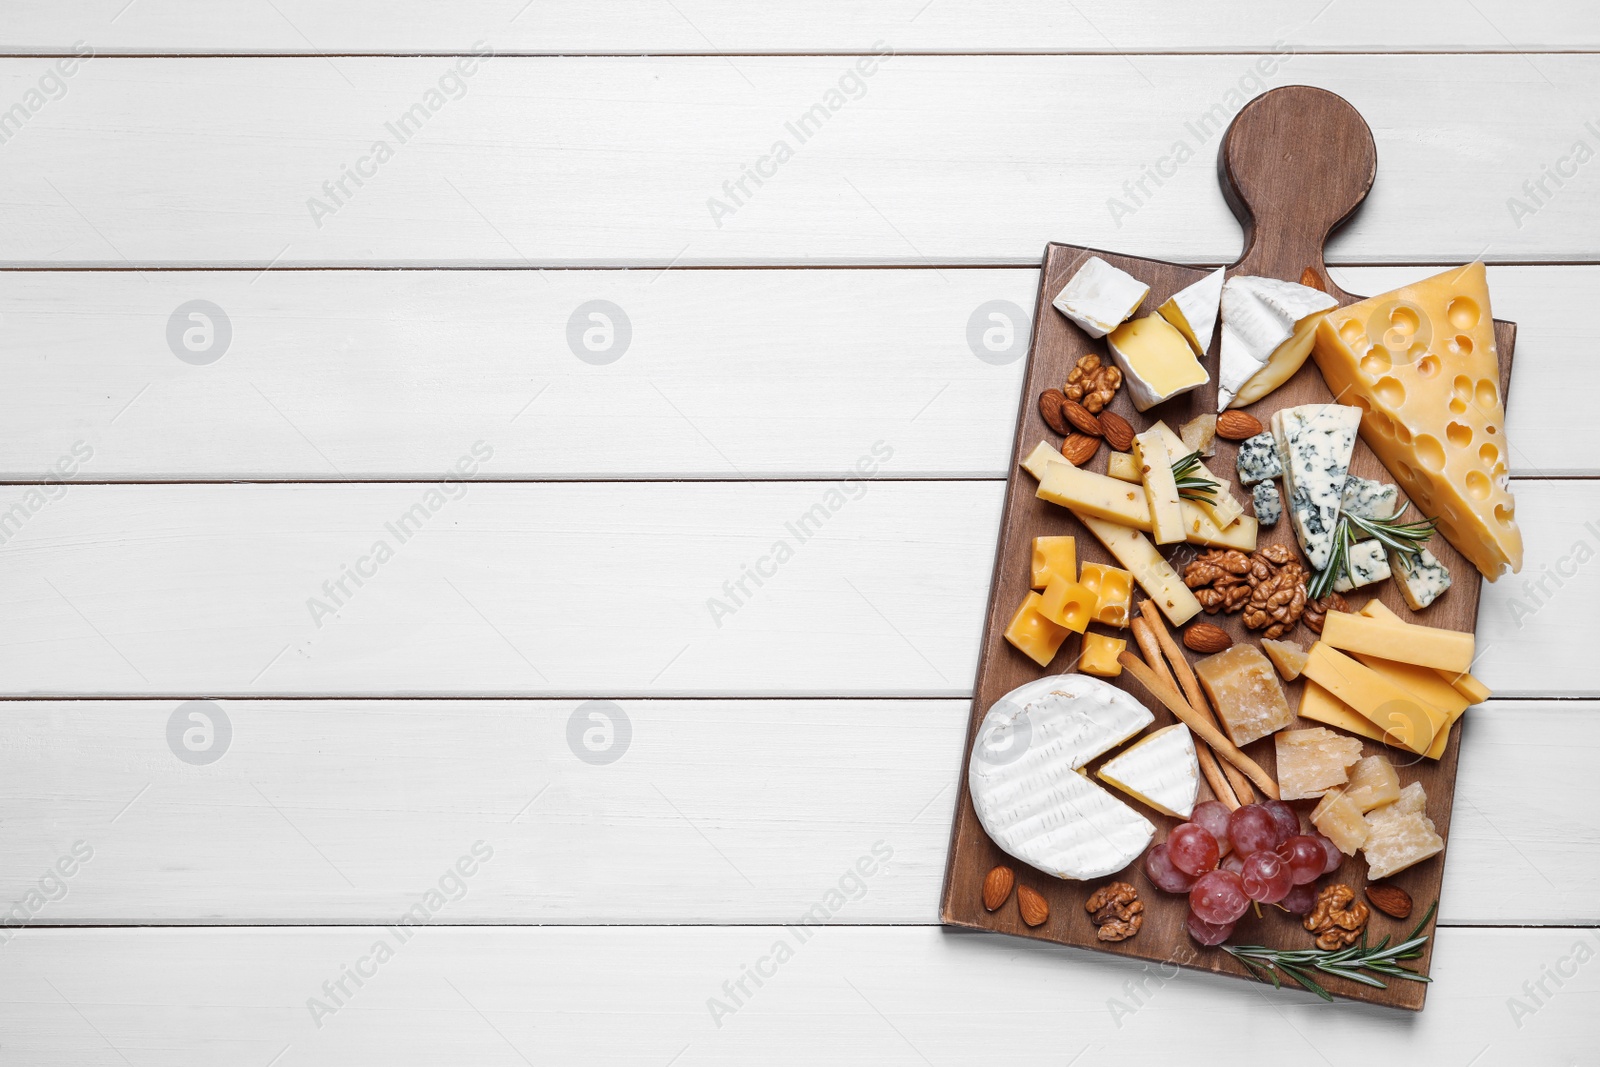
[1306,510,1440,600]
[1171,451,1219,504]
[1223,900,1439,1002]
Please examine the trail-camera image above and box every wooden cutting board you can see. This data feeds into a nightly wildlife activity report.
[939,86,1516,1011]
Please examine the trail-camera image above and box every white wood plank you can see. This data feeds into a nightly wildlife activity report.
[0,264,1588,479]
[0,480,1588,697]
[1,925,1595,1062]
[0,699,1590,926]
[6,1,1597,54]
[4,55,1599,266]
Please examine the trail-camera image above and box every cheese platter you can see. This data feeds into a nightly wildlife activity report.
[939,86,1517,1011]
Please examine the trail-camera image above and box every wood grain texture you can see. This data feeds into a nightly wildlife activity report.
[3,55,1600,266]
[1,926,1596,1065]
[0,480,1590,697]
[0,699,1590,925]
[942,88,1513,1009]
[0,264,1593,479]
[6,1,1598,53]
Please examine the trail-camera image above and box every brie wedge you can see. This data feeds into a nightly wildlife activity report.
[1052,256,1149,338]
[1107,315,1209,411]
[1217,276,1337,410]
[1158,267,1225,356]
[968,675,1155,880]
[1096,723,1200,819]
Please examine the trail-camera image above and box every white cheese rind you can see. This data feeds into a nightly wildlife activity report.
[1158,267,1225,355]
[1216,275,1338,410]
[1340,475,1401,521]
[1333,538,1391,592]
[1052,256,1149,338]
[1236,431,1283,485]
[968,675,1156,880]
[1272,404,1362,571]
[1252,481,1281,525]
[1096,723,1200,819]
[1389,545,1452,610]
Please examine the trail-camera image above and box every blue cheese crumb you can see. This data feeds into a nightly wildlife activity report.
[1252,481,1281,525]
[1340,475,1401,521]
[1237,432,1282,485]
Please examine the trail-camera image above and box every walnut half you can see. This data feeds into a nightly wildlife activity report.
[1085,881,1143,942]
[1304,883,1370,950]
[1064,353,1122,414]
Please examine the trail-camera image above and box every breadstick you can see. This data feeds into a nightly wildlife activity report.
[1118,650,1280,800]
[1130,616,1239,809]
[1138,601,1256,805]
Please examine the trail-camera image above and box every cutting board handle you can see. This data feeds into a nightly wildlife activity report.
[1220,85,1376,298]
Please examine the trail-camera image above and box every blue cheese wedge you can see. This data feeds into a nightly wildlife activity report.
[1340,475,1401,521]
[1271,404,1362,571]
[1236,431,1282,485]
[1251,480,1281,525]
[1333,539,1391,592]
[1052,256,1149,338]
[1389,545,1452,609]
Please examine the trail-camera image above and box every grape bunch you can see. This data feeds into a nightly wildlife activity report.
[1143,799,1343,946]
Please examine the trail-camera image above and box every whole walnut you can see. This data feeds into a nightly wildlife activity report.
[1304,884,1370,950]
[1064,354,1122,414]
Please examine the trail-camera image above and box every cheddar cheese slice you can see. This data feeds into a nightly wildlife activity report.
[1301,644,1448,755]
[1319,611,1474,674]
[1312,262,1522,580]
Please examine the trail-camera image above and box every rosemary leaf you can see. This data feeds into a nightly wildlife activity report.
[1221,900,1439,1001]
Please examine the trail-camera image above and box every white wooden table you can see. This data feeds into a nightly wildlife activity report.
[2,3,1598,1062]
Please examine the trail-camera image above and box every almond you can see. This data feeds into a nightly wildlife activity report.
[1364,883,1413,919]
[1062,399,1103,437]
[1300,266,1326,292]
[1060,433,1100,466]
[982,865,1014,912]
[1099,411,1135,453]
[1038,389,1069,435]
[1017,885,1050,927]
[1215,410,1264,441]
[1183,622,1233,653]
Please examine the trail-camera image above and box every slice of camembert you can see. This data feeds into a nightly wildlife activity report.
[1097,723,1200,819]
[1052,256,1149,338]
[1107,314,1210,411]
[1217,275,1337,410]
[1312,262,1521,580]
[1158,267,1225,356]
[969,675,1155,880]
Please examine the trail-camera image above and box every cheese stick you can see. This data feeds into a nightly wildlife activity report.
[1130,616,1240,810]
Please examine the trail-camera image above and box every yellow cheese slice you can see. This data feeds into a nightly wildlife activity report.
[1106,451,1139,483]
[1037,462,1153,529]
[1319,611,1474,674]
[1147,421,1245,530]
[1297,681,1457,761]
[1133,429,1185,545]
[1358,598,1491,703]
[1180,505,1257,551]
[1302,644,1448,755]
[1075,514,1202,626]
[1312,262,1522,580]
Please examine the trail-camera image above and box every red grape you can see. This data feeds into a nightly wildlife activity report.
[1186,910,1236,946]
[1280,835,1327,885]
[1240,849,1292,903]
[1308,830,1344,873]
[1144,843,1199,893]
[1227,805,1277,856]
[1189,800,1233,856]
[1260,799,1300,845]
[1280,883,1318,916]
[1167,823,1220,876]
[1190,869,1250,924]
[1221,852,1245,874]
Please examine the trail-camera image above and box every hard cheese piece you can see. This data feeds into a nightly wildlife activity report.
[1272,404,1362,571]
[968,675,1155,880]
[1341,475,1401,520]
[1275,727,1363,801]
[1052,255,1149,338]
[1311,790,1369,855]
[1037,461,1153,530]
[1194,644,1294,747]
[1320,611,1474,673]
[1252,481,1281,526]
[1359,598,1487,702]
[1181,505,1258,551]
[1079,563,1133,628]
[1076,514,1202,626]
[1080,632,1126,677]
[1301,644,1447,754]
[1180,414,1218,458]
[1159,268,1226,355]
[1333,539,1391,593]
[1106,451,1139,483]
[1297,681,1458,762]
[1097,723,1200,818]
[1362,782,1444,880]
[1107,314,1210,411]
[1342,754,1401,812]
[1030,535,1077,590]
[1020,440,1067,481]
[1040,574,1095,633]
[1217,275,1337,410]
[1312,262,1522,580]
[1003,591,1071,667]
[1236,431,1283,485]
[1148,421,1245,530]
[1389,545,1452,610]
[1134,429,1186,545]
[1261,637,1308,681]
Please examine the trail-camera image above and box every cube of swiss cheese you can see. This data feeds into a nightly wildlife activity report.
[1194,644,1293,747]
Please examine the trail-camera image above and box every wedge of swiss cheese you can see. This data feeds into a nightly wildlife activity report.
[1312,262,1522,580]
